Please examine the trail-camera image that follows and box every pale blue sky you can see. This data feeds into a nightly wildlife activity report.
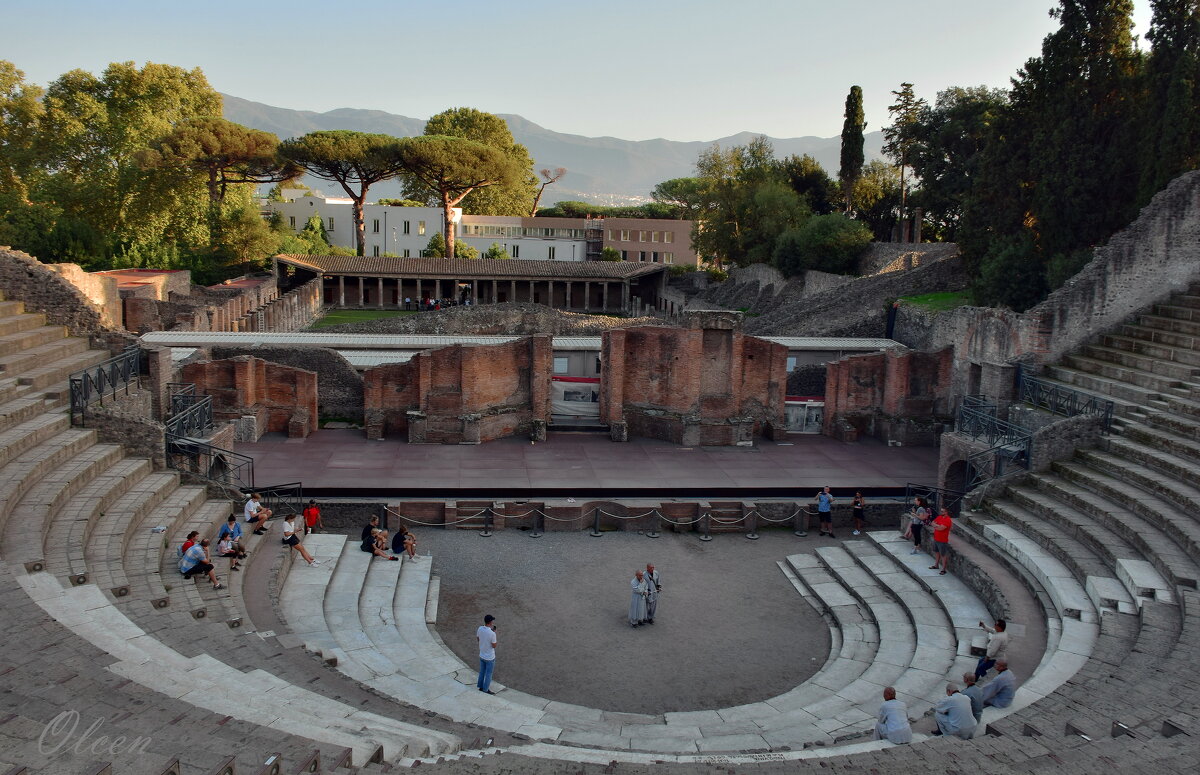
[3,0,1152,141]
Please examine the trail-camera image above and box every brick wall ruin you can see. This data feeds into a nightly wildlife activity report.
[182,356,318,440]
[364,336,552,444]
[822,347,954,444]
[0,248,115,334]
[599,311,787,446]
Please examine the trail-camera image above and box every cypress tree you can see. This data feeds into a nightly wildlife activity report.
[838,85,866,213]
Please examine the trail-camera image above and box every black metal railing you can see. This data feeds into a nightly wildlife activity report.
[1017,370,1115,432]
[954,403,1033,493]
[956,405,1032,449]
[251,482,305,517]
[906,483,967,515]
[68,345,141,425]
[166,436,255,490]
[962,394,996,412]
[164,395,213,438]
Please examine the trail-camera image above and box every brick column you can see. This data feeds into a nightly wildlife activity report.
[338,276,345,307]
[602,282,609,312]
[621,282,630,313]
[358,277,365,307]
[510,280,516,303]
[377,278,384,309]
[584,281,591,313]
[529,280,535,304]
[492,280,498,304]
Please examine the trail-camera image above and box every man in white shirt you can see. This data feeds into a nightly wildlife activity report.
[244,493,272,535]
[476,614,498,694]
[975,618,1010,678]
[873,686,912,744]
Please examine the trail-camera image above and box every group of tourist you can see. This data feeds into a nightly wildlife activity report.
[628,564,662,628]
[904,497,954,575]
[405,296,473,311]
[178,494,328,585]
[804,488,870,538]
[360,514,418,561]
[874,619,1018,744]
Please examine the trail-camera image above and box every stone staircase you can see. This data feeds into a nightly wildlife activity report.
[952,282,1200,743]
[0,294,474,773]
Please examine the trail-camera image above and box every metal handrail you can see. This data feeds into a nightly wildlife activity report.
[1018,371,1115,433]
[956,406,1032,448]
[250,482,304,517]
[164,396,213,438]
[166,435,255,490]
[905,482,966,515]
[68,345,141,426]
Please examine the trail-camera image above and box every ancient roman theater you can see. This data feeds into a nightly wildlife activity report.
[2,174,1200,774]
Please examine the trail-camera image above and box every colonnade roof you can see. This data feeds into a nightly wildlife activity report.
[276,254,667,280]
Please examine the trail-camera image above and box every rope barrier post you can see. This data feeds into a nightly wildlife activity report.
[793,504,809,537]
[479,508,493,538]
[699,511,713,542]
[529,509,544,538]
[646,512,660,539]
[745,509,759,540]
[589,507,603,537]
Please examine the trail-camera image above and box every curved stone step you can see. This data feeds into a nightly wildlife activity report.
[1094,437,1200,494]
[1062,353,1195,395]
[0,412,69,470]
[120,484,209,608]
[15,570,460,762]
[1081,343,1200,382]
[1116,418,1200,465]
[0,325,67,359]
[981,498,1138,613]
[1034,468,1194,594]
[0,337,90,377]
[0,428,95,529]
[0,310,45,337]
[160,500,241,622]
[13,347,110,391]
[78,471,178,595]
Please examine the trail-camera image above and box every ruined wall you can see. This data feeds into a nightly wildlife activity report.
[0,248,114,334]
[600,311,788,446]
[212,346,363,423]
[822,347,954,444]
[182,356,318,440]
[364,336,552,444]
[856,242,960,277]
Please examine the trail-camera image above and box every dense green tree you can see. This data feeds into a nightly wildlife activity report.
[906,86,1008,239]
[772,214,873,277]
[838,85,866,212]
[849,161,902,241]
[424,232,446,258]
[483,242,512,259]
[397,135,522,258]
[272,212,331,255]
[279,130,407,256]
[691,136,787,267]
[600,246,622,261]
[1138,0,1200,203]
[780,154,839,215]
[0,61,44,201]
[882,82,928,227]
[650,177,710,219]
[141,117,300,206]
[37,61,222,254]
[402,107,537,216]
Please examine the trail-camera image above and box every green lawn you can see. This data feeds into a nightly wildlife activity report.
[309,309,418,328]
[897,291,972,311]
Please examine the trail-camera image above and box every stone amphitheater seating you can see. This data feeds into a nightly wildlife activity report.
[2,281,1200,772]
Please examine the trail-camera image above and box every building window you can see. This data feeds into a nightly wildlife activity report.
[288,216,296,229]
[639,230,649,242]
[328,217,334,231]
[652,251,659,263]
[652,231,659,243]
[418,221,426,236]
[372,219,380,233]
[620,230,630,241]
[595,357,602,374]
[608,229,616,240]
[663,252,674,264]
[403,221,410,235]
[511,245,519,258]
[787,356,797,372]
[664,231,674,244]
[372,245,380,256]
[403,249,411,257]
[553,357,570,374]
[548,246,556,260]
[639,251,646,262]
[621,250,628,261]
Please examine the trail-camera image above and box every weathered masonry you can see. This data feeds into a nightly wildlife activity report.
[274,254,671,315]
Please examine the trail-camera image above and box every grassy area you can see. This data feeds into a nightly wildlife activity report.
[310,309,418,328]
[897,291,972,311]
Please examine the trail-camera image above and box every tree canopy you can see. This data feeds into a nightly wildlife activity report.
[278,130,408,256]
[838,85,866,212]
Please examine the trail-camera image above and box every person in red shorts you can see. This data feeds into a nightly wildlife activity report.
[302,499,323,535]
[930,506,953,575]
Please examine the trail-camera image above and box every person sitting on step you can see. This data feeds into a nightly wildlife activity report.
[361,527,399,561]
[216,535,242,572]
[981,659,1017,709]
[216,515,247,559]
[244,492,272,535]
[180,538,223,590]
[391,524,417,560]
[281,514,319,566]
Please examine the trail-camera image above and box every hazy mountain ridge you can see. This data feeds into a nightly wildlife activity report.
[222,94,884,205]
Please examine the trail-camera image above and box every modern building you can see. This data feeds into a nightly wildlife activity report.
[265,192,699,266]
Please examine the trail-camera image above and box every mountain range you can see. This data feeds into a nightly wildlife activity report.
[222,94,885,206]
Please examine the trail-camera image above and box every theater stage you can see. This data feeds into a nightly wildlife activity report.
[236,430,939,499]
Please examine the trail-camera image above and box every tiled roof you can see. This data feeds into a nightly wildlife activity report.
[276,254,666,280]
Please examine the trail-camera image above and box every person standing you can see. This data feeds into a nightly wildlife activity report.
[302,500,323,535]
[872,686,912,744]
[629,570,648,628]
[476,615,498,694]
[930,506,953,575]
[815,486,835,537]
[906,497,931,555]
[851,492,866,536]
[644,564,661,624]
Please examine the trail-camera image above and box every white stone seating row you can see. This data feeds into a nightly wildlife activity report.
[0,442,125,569]
[76,471,179,595]
[0,428,95,533]
[0,412,68,471]
[1004,481,1174,608]
[15,569,461,764]
[161,496,249,624]
[978,504,1139,615]
[118,484,212,608]
[0,322,65,359]
[867,530,1097,731]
